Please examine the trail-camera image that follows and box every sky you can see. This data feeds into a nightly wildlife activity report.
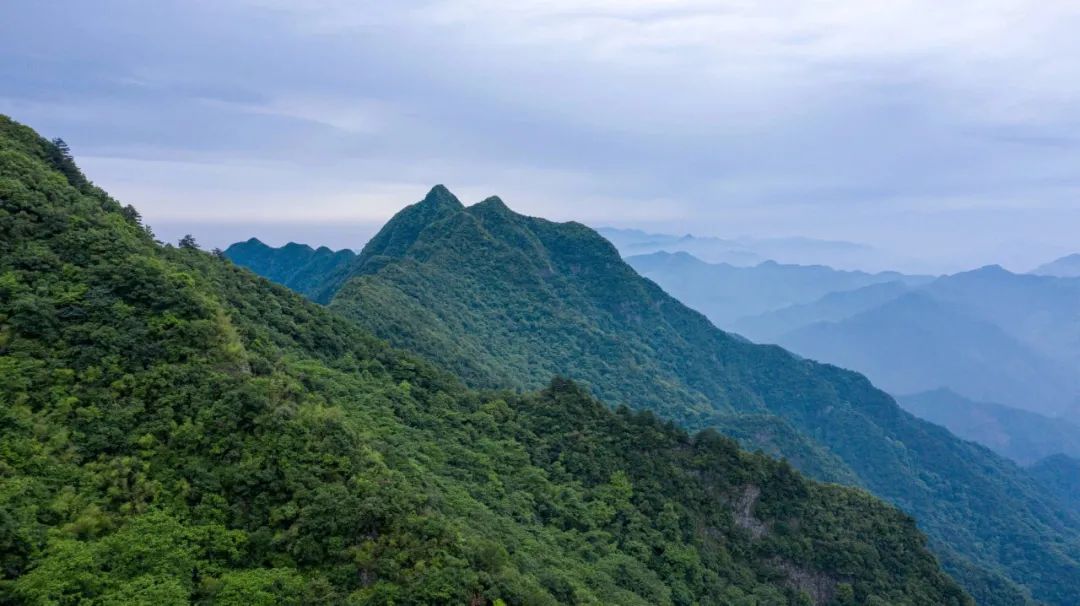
[3,0,1080,273]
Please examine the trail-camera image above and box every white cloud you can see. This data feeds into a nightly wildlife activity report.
[5,0,1080,269]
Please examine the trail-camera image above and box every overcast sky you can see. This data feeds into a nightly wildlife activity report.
[3,1,1080,272]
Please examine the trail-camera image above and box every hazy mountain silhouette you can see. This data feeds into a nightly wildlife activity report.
[1033,253,1080,277]
[734,280,916,342]
[898,389,1080,465]
[628,251,929,328]
[777,291,1079,417]
[595,227,892,270]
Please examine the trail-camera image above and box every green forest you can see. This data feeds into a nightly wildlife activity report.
[226,186,1080,605]
[0,116,980,604]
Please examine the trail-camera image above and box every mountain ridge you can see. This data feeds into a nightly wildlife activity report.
[898,389,1080,465]
[0,115,977,605]
[1033,253,1080,277]
[229,186,1078,605]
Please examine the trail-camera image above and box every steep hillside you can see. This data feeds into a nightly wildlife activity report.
[1029,455,1080,514]
[229,187,1080,605]
[626,251,926,327]
[898,389,1080,465]
[0,116,977,604]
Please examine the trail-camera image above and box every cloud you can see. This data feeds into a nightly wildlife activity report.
[2,0,1079,272]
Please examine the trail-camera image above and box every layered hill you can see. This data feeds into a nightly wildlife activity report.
[733,280,915,342]
[777,292,1079,417]
[231,187,1080,605]
[1033,253,1080,278]
[595,227,890,270]
[898,389,1080,465]
[0,116,983,604]
[730,266,1080,419]
[626,251,927,327]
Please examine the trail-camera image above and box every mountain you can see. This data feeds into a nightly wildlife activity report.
[734,266,1080,418]
[777,292,1080,418]
[1032,253,1080,277]
[626,251,929,327]
[595,227,898,271]
[920,266,1080,389]
[0,116,982,604]
[898,389,1080,465]
[596,228,764,266]
[233,187,1080,605]
[734,280,915,342]
[223,238,356,301]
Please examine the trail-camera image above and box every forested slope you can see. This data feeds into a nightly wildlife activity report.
[230,188,1080,605]
[0,116,975,604]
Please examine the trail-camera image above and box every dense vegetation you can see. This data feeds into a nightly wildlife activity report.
[1029,455,1080,514]
[223,238,356,303]
[231,187,1080,605]
[0,116,977,604]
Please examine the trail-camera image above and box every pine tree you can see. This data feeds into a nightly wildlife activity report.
[178,234,199,250]
[47,137,87,188]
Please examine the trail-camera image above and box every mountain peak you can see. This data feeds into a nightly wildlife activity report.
[420,184,464,210]
[352,185,465,269]
[470,195,512,214]
[225,237,270,255]
[282,241,315,253]
[1032,253,1080,277]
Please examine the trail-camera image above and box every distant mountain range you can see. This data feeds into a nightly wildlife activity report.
[627,251,932,327]
[228,187,1080,605]
[898,389,1080,465]
[597,227,911,272]
[776,288,1080,419]
[638,254,1080,421]
[1033,253,1080,277]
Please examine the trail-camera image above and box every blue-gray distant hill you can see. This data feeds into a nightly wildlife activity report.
[627,251,930,327]
[1033,253,1080,277]
[898,389,1080,465]
[635,257,1080,421]
[776,290,1080,419]
[596,227,899,270]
